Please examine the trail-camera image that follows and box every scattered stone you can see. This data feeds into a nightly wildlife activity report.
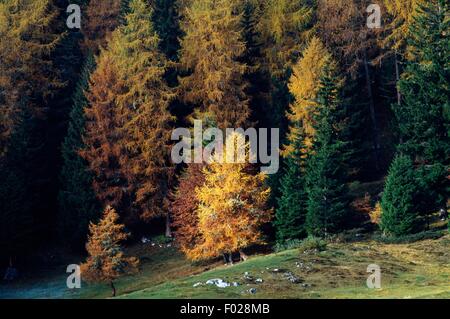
[141,237,150,244]
[283,272,302,284]
[193,282,203,288]
[243,272,254,282]
[206,278,231,288]
[255,278,263,283]
[232,282,240,287]
[302,283,311,288]
[248,288,257,294]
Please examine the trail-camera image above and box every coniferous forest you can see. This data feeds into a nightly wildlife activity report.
[0,0,449,300]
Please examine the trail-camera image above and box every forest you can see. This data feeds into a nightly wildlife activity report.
[0,0,448,299]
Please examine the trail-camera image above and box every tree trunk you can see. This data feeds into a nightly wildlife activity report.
[165,213,172,238]
[394,51,401,106]
[228,253,234,265]
[363,50,380,171]
[111,281,116,297]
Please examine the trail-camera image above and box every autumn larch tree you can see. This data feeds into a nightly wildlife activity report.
[82,0,122,54]
[179,0,250,128]
[171,164,205,255]
[82,0,174,230]
[81,206,139,297]
[185,133,272,263]
[286,36,334,155]
[382,0,424,105]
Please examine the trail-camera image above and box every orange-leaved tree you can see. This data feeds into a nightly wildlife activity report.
[171,164,205,255]
[82,0,122,54]
[81,205,138,297]
[186,133,272,263]
[82,0,174,228]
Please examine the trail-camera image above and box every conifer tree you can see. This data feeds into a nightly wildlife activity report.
[382,0,423,54]
[0,0,63,258]
[396,0,449,165]
[82,0,174,227]
[59,54,99,250]
[153,0,181,61]
[380,155,420,236]
[286,37,334,154]
[171,164,205,255]
[186,133,272,262]
[81,54,129,218]
[81,206,139,297]
[305,65,350,237]
[179,0,250,128]
[82,0,122,54]
[275,124,308,243]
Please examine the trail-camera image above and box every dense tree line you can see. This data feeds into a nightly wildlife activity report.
[0,0,448,266]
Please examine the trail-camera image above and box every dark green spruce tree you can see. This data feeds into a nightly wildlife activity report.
[389,0,449,229]
[275,123,308,243]
[380,155,420,237]
[305,65,350,237]
[396,0,449,164]
[58,53,99,250]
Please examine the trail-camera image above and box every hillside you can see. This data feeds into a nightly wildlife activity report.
[2,232,448,299]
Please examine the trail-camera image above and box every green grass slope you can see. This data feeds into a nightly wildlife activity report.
[120,235,450,299]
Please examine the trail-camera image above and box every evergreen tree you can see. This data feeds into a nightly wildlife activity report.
[0,0,63,258]
[58,54,99,250]
[275,124,308,243]
[305,65,350,237]
[380,155,420,236]
[152,0,181,61]
[81,206,139,297]
[396,0,449,165]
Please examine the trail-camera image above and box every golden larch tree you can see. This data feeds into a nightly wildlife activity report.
[285,36,335,155]
[256,0,314,78]
[186,133,272,262]
[81,206,139,297]
[179,0,250,128]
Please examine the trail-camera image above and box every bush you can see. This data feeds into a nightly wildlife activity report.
[275,237,327,253]
[374,229,446,244]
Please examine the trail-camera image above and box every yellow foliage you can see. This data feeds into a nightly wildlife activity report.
[256,0,314,77]
[382,0,424,54]
[179,0,249,128]
[81,206,139,284]
[186,133,273,260]
[370,202,382,225]
[284,37,335,155]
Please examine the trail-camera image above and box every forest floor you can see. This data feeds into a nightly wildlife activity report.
[1,226,449,299]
